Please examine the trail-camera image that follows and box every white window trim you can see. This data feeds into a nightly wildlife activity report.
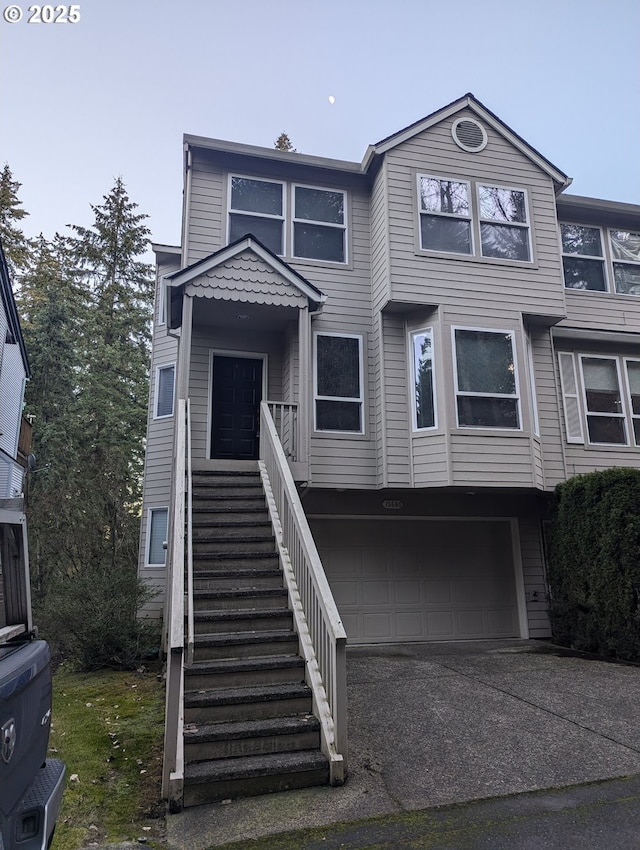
[409,327,437,432]
[313,331,364,434]
[157,275,167,326]
[146,506,168,567]
[292,183,347,264]
[452,326,522,431]
[227,173,286,255]
[557,351,583,444]
[154,362,176,420]
[560,222,608,292]
[579,353,629,447]
[416,173,474,256]
[623,357,640,446]
[477,182,532,262]
[525,333,539,437]
[609,228,640,296]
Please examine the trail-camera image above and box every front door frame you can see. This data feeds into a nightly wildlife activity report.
[207,348,269,460]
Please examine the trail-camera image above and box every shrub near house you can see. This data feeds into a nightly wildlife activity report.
[548,468,640,660]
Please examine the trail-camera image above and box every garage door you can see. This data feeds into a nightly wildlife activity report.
[312,519,519,644]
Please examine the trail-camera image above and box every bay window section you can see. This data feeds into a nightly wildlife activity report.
[314,333,363,433]
[454,329,520,429]
[610,230,640,295]
[561,224,607,291]
[580,356,626,445]
[478,185,530,261]
[418,176,472,254]
[294,186,346,262]
[228,176,284,255]
[411,329,436,430]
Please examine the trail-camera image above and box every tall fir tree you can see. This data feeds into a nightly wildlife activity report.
[68,176,154,576]
[0,164,33,277]
[17,234,83,594]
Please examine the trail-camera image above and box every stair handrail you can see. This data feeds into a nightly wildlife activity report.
[259,402,348,782]
[161,397,187,804]
[186,398,194,668]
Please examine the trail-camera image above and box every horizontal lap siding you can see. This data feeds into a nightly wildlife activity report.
[187,154,224,263]
[412,434,449,486]
[382,314,411,485]
[139,256,181,582]
[531,331,566,489]
[519,517,551,637]
[563,291,640,334]
[384,110,565,321]
[450,434,535,487]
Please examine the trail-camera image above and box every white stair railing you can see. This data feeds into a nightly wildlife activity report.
[259,402,348,783]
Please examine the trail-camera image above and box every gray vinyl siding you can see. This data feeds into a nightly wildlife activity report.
[562,289,640,333]
[138,254,181,613]
[0,341,24,460]
[381,313,411,487]
[382,109,566,323]
[518,517,551,638]
[187,152,225,263]
[530,330,566,490]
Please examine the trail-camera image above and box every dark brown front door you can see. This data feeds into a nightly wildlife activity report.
[211,356,263,459]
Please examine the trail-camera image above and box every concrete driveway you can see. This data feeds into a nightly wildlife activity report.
[168,639,640,848]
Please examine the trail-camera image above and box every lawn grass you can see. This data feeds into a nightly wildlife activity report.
[49,665,167,849]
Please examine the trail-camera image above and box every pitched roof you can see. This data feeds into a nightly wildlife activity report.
[363,93,571,191]
[165,235,327,309]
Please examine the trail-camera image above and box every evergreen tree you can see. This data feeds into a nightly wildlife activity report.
[0,164,33,276]
[18,234,82,595]
[68,176,154,576]
[274,131,297,152]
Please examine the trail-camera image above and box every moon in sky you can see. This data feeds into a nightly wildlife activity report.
[328,95,335,104]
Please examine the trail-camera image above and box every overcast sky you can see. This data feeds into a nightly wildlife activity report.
[2,0,639,249]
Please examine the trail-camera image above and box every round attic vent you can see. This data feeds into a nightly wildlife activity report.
[451,117,487,153]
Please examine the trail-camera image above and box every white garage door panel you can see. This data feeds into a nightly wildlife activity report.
[314,519,518,644]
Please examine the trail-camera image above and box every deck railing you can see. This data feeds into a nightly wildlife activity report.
[267,402,298,462]
[259,402,348,782]
[161,398,192,805]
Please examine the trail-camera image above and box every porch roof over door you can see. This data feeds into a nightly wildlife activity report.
[165,236,327,321]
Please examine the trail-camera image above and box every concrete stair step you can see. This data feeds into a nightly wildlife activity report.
[192,536,276,554]
[192,629,299,662]
[193,587,288,611]
[183,750,329,806]
[184,714,320,762]
[193,608,293,634]
[184,654,305,690]
[184,681,312,724]
[192,567,283,591]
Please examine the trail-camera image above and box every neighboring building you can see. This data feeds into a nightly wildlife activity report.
[139,92,640,646]
[0,241,30,502]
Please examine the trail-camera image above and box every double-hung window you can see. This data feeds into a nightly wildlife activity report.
[293,185,346,263]
[155,364,175,419]
[418,176,472,255]
[478,185,530,261]
[610,230,640,295]
[453,328,520,429]
[314,332,363,433]
[410,329,436,430]
[228,176,284,255]
[561,224,607,291]
[147,507,168,566]
[580,356,626,445]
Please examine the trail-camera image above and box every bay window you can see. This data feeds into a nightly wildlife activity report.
[410,329,436,430]
[454,329,520,429]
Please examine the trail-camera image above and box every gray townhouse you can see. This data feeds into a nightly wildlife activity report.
[138,94,640,808]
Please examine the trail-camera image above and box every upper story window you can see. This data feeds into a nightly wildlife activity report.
[610,230,640,295]
[478,185,530,261]
[561,224,606,291]
[229,176,284,255]
[155,364,175,419]
[314,332,363,433]
[293,186,346,263]
[453,328,520,429]
[560,225,640,297]
[418,177,472,255]
[228,175,347,264]
[147,507,168,567]
[558,351,640,447]
[417,175,531,262]
[410,329,436,430]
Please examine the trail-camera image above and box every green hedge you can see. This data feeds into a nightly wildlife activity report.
[547,467,640,660]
